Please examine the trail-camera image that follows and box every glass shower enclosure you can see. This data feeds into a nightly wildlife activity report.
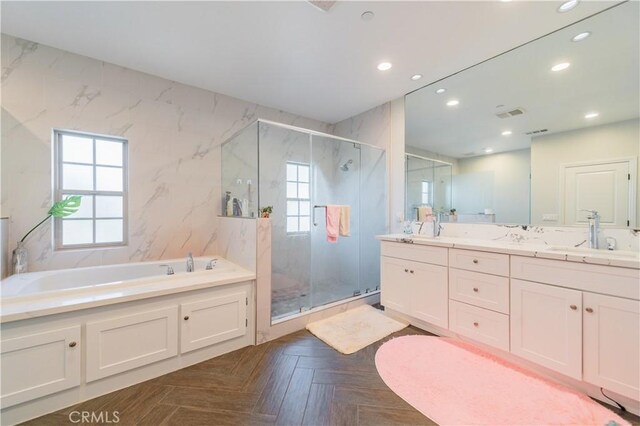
[222,120,387,321]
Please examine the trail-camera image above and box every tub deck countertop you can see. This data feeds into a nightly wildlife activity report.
[0,259,256,324]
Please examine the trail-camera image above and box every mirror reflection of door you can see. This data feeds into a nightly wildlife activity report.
[562,159,635,228]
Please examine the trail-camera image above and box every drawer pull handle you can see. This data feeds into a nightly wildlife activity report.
[585,307,594,313]
[404,269,409,273]
[570,305,577,310]
[472,259,479,264]
[410,270,414,274]
[184,315,190,320]
[68,341,77,348]
[473,287,479,292]
[473,322,479,327]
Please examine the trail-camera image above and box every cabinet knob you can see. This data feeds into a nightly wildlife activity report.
[473,322,479,327]
[473,287,479,292]
[570,305,577,310]
[404,269,409,273]
[409,270,414,274]
[184,315,190,320]
[68,341,77,348]
[585,307,594,313]
[472,259,479,264]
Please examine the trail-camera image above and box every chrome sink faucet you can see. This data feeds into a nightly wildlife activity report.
[186,252,195,272]
[581,209,600,249]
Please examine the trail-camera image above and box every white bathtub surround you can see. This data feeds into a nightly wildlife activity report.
[0,34,330,273]
[0,256,255,424]
[215,217,259,272]
[409,222,640,253]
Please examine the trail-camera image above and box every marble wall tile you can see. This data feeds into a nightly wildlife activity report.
[0,34,329,272]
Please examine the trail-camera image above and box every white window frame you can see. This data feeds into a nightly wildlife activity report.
[286,162,311,234]
[53,129,129,250]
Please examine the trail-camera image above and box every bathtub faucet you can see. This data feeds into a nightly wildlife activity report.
[206,259,217,270]
[186,252,195,272]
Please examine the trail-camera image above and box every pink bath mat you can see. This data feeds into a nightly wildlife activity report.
[375,336,629,425]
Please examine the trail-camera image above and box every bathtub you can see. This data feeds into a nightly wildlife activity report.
[0,256,255,322]
[1,257,256,424]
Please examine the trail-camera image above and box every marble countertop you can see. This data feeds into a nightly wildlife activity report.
[377,234,640,270]
[1,266,256,324]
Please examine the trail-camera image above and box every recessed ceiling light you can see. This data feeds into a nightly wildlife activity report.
[435,88,446,94]
[585,112,599,119]
[377,62,392,71]
[502,130,512,136]
[558,0,579,13]
[361,11,375,21]
[411,74,423,81]
[572,31,591,42]
[446,99,460,107]
[551,62,571,72]
[484,148,494,154]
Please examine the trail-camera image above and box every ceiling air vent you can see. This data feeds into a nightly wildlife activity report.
[496,108,525,119]
[525,128,549,135]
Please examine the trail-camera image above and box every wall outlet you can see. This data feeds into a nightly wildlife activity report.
[542,213,559,221]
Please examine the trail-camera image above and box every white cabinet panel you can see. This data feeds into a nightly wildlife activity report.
[381,256,412,312]
[381,241,448,266]
[1,326,81,408]
[511,279,582,379]
[583,292,640,399]
[449,300,509,351]
[449,268,510,314]
[411,261,449,328]
[180,291,247,354]
[86,306,178,382]
[449,249,509,277]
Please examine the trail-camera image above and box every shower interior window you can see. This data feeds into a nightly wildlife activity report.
[286,162,311,233]
[421,180,432,205]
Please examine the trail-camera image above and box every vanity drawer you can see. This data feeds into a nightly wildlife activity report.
[449,248,509,276]
[449,300,509,351]
[381,241,448,266]
[449,269,509,314]
[511,256,639,300]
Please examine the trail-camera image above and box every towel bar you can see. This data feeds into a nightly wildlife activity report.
[312,205,327,226]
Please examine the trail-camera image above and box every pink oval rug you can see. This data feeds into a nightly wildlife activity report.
[375,336,629,425]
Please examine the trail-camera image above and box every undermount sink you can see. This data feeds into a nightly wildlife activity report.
[546,246,640,259]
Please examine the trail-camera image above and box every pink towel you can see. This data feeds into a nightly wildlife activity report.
[326,205,340,243]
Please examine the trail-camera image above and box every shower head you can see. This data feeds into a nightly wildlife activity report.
[340,159,353,171]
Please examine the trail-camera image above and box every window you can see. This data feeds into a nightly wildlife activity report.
[286,162,310,233]
[53,129,128,249]
[421,181,432,205]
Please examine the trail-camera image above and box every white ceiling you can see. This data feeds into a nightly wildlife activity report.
[0,1,620,124]
[405,1,639,158]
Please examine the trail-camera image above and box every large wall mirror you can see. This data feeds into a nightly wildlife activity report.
[405,2,639,228]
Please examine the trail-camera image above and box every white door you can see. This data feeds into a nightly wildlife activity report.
[380,256,412,313]
[511,279,582,379]
[180,291,248,354]
[1,326,81,408]
[410,262,449,328]
[583,292,640,400]
[563,160,632,227]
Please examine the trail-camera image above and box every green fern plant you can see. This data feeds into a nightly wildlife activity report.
[20,195,83,243]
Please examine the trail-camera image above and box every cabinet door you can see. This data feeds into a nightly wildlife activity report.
[86,306,178,382]
[410,262,449,328]
[511,279,582,379]
[583,292,640,400]
[381,256,412,312]
[180,291,248,354]
[1,326,81,408]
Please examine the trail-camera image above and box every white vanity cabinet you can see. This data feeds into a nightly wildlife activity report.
[379,237,640,406]
[381,242,448,328]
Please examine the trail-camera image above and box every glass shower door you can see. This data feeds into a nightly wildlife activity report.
[309,135,361,308]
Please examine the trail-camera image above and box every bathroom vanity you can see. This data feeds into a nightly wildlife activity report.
[378,235,640,412]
